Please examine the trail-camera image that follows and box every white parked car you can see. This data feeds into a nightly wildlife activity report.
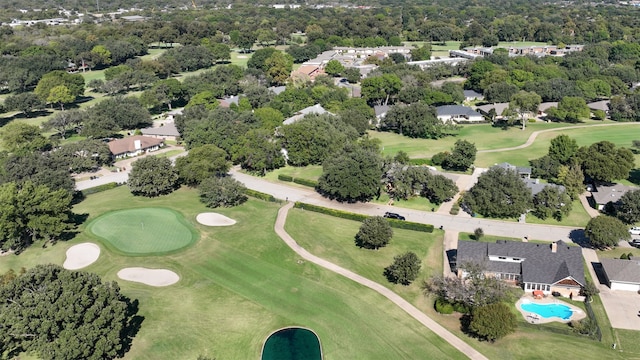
[629,227,640,235]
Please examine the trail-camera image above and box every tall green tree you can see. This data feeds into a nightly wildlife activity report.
[577,141,635,183]
[361,74,402,106]
[265,52,294,86]
[324,59,345,77]
[46,85,75,111]
[443,140,477,171]
[384,251,421,285]
[469,303,517,342]
[0,265,139,360]
[615,189,640,224]
[463,167,532,218]
[175,145,230,186]
[548,135,578,165]
[355,216,393,249]
[3,92,44,117]
[585,215,630,249]
[317,143,384,203]
[509,91,541,130]
[233,128,285,175]
[128,156,179,197]
[533,185,572,220]
[0,122,51,154]
[198,176,247,208]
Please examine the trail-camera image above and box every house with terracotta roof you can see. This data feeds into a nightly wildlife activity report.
[456,240,585,297]
[108,135,164,159]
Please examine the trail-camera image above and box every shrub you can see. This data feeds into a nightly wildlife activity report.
[435,298,454,314]
[593,109,606,120]
[278,174,293,182]
[473,227,484,241]
[408,158,431,166]
[199,176,248,208]
[450,204,460,215]
[245,189,279,203]
[570,318,597,335]
[453,302,470,314]
[355,216,393,249]
[292,177,318,187]
[80,182,120,196]
[431,151,449,166]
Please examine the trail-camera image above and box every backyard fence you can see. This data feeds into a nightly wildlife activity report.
[584,297,603,342]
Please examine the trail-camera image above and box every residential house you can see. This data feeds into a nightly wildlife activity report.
[374,104,390,125]
[436,105,484,123]
[282,104,331,125]
[590,183,638,210]
[463,90,484,102]
[219,95,239,108]
[587,100,610,117]
[290,65,325,81]
[108,135,164,159]
[495,162,531,179]
[523,178,565,196]
[141,122,181,141]
[474,102,510,118]
[538,102,559,117]
[600,258,640,292]
[456,240,585,297]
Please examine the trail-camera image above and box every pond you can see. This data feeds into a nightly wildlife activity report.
[261,327,322,360]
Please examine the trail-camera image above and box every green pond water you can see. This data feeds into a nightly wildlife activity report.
[262,328,322,360]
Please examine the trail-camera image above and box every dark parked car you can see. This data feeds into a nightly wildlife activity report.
[383,212,405,220]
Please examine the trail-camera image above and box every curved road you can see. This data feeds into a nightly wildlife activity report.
[274,202,488,360]
[478,122,640,153]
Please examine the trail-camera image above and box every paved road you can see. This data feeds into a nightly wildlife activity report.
[478,122,640,153]
[231,169,581,243]
[274,202,488,360]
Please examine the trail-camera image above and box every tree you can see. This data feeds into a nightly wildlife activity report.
[483,82,519,103]
[556,162,585,200]
[381,103,453,139]
[324,59,344,77]
[0,264,139,360]
[509,91,541,130]
[463,167,532,218]
[384,252,421,285]
[198,176,247,208]
[265,52,294,86]
[186,91,219,111]
[3,92,44,117]
[0,181,74,251]
[254,107,284,130]
[548,135,578,165]
[469,303,517,342]
[233,128,285,175]
[533,185,572,220]
[43,109,84,139]
[355,216,393,249]
[247,48,278,71]
[422,173,459,205]
[317,143,384,203]
[557,96,590,123]
[443,140,477,171]
[53,139,112,173]
[409,44,431,61]
[128,156,179,197]
[577,141,635,183]
[474,228,484,241]
[0,122,51,154]
[34,70,84,102]
[361,74,402,106]
[175,145,230,186]
[343,68,361,83]
[616,189,640,224]
[46,85,75,111]
[585,215,630,249]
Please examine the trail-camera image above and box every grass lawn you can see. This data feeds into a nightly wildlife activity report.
[615,329,640,357]
[285,208,624,359]
[596,247,638,260]
[81,69,107,83]
[152,149,184,159]
[459,232,524,243]
[0,187,466,359]
[87,207,197,255]
[525,199,592,228]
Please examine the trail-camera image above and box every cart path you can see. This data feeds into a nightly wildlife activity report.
[478,122,640,153]
[274,202,488,360]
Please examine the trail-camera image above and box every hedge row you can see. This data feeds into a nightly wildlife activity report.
[245,189,281,203]
[277,174,317,188]
[293,202,434,233]
[292,178,318,187]
[80,182,122,196]
[408,158,431,166]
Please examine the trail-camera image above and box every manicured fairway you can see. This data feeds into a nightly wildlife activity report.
[88,207,197,255]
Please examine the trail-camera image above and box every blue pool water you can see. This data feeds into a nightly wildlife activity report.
[521,302,573,320]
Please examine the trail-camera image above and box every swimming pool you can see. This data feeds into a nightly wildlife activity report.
[520,302,573,320]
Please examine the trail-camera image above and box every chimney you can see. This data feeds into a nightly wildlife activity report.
[134,139,141,150]
[551,242,557,253]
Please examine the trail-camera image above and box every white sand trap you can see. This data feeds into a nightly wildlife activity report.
[117,267,179,287]
[196,212,237,226]
[63,243,101,270]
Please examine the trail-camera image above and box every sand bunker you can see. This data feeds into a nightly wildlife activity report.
[117,267,180,287]
[196,212,237,226]
[63,243,101,270]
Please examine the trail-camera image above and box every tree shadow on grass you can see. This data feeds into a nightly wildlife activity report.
[118,298,145,358]
[628,169,640,186]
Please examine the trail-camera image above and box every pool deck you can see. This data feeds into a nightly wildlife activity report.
[516,296,587,324]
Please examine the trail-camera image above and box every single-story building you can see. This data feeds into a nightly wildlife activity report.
[457,240,585,297]
[290,65,325,81]
[141,122,181,141]
[283,104,331,125]
[219,95,239,108]
[494,162,531,179]
[108,135,164,159]
[436,105,484,123]
[374,104,390,125]
[474,102,510,118]
[600,258,640,292]
[463,90,484,102]
[590,183,638,210]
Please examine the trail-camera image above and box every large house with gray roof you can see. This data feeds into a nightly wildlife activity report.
[456,240,585,297]
[436,105,484,123]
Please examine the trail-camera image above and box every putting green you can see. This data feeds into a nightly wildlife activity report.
[88,208,197,255]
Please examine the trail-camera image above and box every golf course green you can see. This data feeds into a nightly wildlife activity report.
[88,207,197,255]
